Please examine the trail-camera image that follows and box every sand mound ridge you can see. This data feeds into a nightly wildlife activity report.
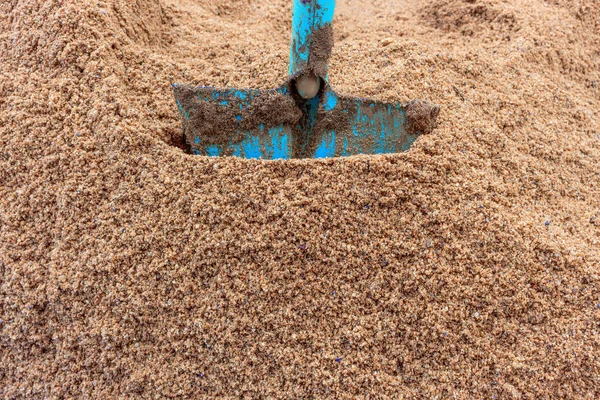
[1,0,599,398]
[421,0,520,38]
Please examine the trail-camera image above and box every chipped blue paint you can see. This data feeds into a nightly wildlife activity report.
[351,126,361,143]
[376,121,386,154]
[206,146,221,156]
[275,133,290,159]
[297,95,320,156]
[290,0,336,76]
[233,90,248,101]
[176,100,189,120]
[341,136,349,156]
[305,96,320,126]
[264,125,291,160]
[290,0,312,72]
[319,1,336,25]
[314,130,336,158]
[323,89,338,111]
[236,115,243,121]
[225,126,292,159]
[241,135,262,159]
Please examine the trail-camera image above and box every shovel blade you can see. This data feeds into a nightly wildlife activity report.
[173,83,435,160]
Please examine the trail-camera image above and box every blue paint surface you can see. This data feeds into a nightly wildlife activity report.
[323,89,338,111]
[314,130,336,158]
[241,135,262,159]
[335,100,410,156]
[290,0,312,70]
[275,134,290,159]
[176,100,189,120]
[233,90,248,100]
[298,96,320,156]
[341,136,349,156]
[206,146,221,157]
[220,126,293,160]
[264,125,291,160]
[290,0,336,76]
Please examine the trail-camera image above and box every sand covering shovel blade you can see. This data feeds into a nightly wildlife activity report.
[173,83,435,159]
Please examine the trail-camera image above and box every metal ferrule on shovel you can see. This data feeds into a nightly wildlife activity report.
[172,0,439,159]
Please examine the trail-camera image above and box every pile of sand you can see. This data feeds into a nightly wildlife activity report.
[1,0,599,397]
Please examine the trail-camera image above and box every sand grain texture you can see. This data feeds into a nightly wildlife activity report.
[1,0,600,398]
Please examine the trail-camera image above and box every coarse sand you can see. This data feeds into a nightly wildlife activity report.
[1,0,600,398]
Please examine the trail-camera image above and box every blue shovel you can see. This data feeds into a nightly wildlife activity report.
[172,0,439,159]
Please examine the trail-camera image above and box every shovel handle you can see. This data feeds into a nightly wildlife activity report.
[289,0,336,77]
